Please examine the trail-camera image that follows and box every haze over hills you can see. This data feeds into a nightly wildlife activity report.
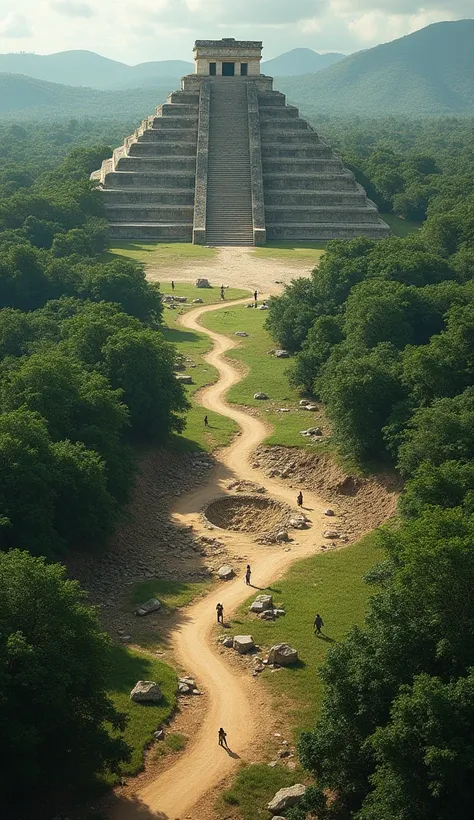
[0,47,343,90]
[0,21,473,121]
[279,19,474,117]
[262,48,344,76]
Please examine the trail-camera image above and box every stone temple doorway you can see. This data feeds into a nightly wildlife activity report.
[222,62,235,76]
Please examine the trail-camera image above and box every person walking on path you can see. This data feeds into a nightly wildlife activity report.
[204,415,209,427]
[245,564,251,585]
[220,284,225,300]
[253,289,258,307]
[216,602,224,624]
[218,727,228,747]
[314,613,324,635]
[297,490,303,507]
[171,280,175,291]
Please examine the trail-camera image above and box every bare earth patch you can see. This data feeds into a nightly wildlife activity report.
[203,494,292,533]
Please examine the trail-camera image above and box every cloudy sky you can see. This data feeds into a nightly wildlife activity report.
[0,0,471,63]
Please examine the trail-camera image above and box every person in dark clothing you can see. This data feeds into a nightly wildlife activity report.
[204,415,209,427]
[245,564,251,585]
[218,727,228,747]
[220,284,225,300]
[314,613,324,635]
[171,280,175,290]
[253,289,258,307]
[297,491,303,507]
[216,602,224,624]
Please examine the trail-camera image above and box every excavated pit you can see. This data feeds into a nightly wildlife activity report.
[203,495,292,534]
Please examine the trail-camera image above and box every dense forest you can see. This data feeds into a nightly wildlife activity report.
[267,117,474,818]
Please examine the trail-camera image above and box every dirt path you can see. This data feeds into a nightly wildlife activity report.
[115,298,332,820]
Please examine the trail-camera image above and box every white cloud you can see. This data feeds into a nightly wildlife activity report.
[51,1,95,18]
[0,12,32,38]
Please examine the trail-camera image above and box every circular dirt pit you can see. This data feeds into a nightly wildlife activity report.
[203,495,292,534]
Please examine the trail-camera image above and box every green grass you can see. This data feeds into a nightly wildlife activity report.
[228,533,382,734]
[105,242,217,267]
[382,213,421,236]
[253,241,326,266]
[154,732,188,757]
[132,579,211,610]
[160,283,248,452]
[220,764,305,820]
[107,645,177,777]
[200,304,326,448]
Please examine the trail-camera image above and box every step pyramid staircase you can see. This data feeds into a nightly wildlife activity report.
[93,75,389,244]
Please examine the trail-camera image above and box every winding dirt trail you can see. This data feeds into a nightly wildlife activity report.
[115,298,331,820]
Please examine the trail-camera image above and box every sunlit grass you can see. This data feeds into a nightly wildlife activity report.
[253,241,326,266]
[105,241,217,267]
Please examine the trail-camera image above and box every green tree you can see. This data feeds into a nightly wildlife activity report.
[0,550,129,807]
[400,460,474,518]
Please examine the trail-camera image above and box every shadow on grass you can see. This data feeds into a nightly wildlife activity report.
[317,634,337,644]
[162,327,202,345]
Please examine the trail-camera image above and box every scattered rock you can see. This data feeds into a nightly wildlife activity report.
[304,404,318,411]
[217,565,234,581]
[276,530,289,542]
[268,761,278,768]
[249,594,273,613]
[195,278,211,288]
[274,608,286,617]
[289,516,308,529]
[135,598,161,616]
[233,635,255,654]
[299,399,310,406]
[153,729,164,740]
[275,350,290,358]
[258,304,269,310]
[173,296,187,303]
[268,784,306,814]
[323,530,339,539]
[235,331,249,337]
[254,392,269,400]
[260,609,275,620]
[278,749,291,758]
[192,298,204,303]
[221,636,233,648]
[276,408,290,413]
[178,676,196,695]
[130,681,163,703]
[176,375,193,384]
[268,644,299,666]
[324,508,335,516]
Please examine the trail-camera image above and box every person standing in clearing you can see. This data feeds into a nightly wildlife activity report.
[216,602,224,624]
[220,284,225,300]
[314,613,324,635]
[297,490,303,507]
[171,280,175,291]
[218,727,228,747]
[253,289,258,307]
[245,564,251,585]
[204,415,209,427]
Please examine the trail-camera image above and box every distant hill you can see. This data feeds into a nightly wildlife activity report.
[278,20,474,117]
[262,48,344,76]
[0,74,172,120]
[0,50,192,90]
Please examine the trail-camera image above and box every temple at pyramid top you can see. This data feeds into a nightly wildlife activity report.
[193,38,263,77]
[92,37,390,247]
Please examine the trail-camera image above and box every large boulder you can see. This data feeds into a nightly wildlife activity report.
[289,516,308,529]
[268,784,306,814]
[323,530,339,539]
[233,635,255,654]
[217,565,234,581]
[254,392,269,400]
[268,644,298,666]
[195,278,211,288]
[176,374,193,384]
[250,594,273,613]
[135,598,161,616]
[130,681,163,703]
[235,331,249,337]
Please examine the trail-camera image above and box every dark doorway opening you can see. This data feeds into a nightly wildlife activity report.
[222,62,235,76]
[240,63,248,76]
[209,62,216,76]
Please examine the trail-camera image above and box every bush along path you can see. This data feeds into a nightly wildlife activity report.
[112,298,359,819]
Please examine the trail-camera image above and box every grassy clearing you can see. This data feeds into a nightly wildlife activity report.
[252,241,326,267]
[153,732,188,758]
[160,283,249,452]
[228,533,382,734]
[105,241,217,268]
[382,213,421,236]
[200,304,327,448]
[220,763,306,820]
[125,579,212,649]
[108,645,177,777]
